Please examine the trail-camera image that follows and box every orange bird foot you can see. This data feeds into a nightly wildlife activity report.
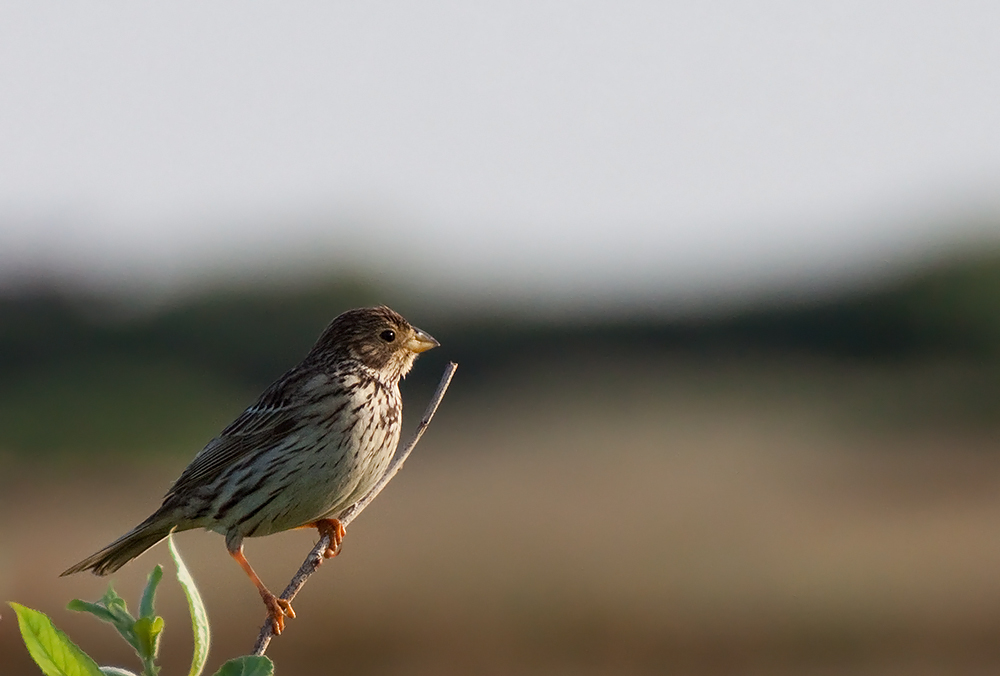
[261,590,295,635]
[228,545,294,635]
[313,518,346,559]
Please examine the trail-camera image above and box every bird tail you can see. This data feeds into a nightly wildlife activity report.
[61,513,179,577]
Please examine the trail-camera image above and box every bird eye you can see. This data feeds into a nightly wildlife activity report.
[379,329,396,342]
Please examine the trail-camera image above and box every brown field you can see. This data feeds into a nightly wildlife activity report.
[3,354,1000,675]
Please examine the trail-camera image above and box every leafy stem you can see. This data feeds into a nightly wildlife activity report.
[11,533,272,676]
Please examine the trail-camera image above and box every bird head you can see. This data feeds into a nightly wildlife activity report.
[311,306,439,381]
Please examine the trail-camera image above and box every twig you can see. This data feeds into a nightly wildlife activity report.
[252,361,458,655]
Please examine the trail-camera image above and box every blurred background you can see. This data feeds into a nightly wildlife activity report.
[2,2,1000,674]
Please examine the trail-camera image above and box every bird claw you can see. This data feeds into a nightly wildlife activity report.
[261,591,295,635]
[315,518,346,559]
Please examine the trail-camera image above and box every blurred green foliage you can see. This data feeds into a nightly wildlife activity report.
[0,357,246,455]
[1,250,999,457]
[0,279,383,385]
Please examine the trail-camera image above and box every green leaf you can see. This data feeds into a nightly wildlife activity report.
[9,602,105,676]
[210,656,274,676]
[132,616,164,662]
[68,585,139,653]
[66,600,118,625]
[100,669,139,676]
[167,532,211,676]
[100,586,132,621]
[139,566,164,620]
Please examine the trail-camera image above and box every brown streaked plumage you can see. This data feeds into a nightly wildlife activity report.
[62,306,438,635]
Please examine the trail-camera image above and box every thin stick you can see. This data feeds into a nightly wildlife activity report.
[252,361,458,655]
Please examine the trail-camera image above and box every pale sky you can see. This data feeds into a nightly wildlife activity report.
[1,2,998,310]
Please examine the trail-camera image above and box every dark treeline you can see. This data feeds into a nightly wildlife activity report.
[2,250,1000,391]
[1,251,999,456]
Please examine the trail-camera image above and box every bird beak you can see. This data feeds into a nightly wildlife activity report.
[405,328,440,353]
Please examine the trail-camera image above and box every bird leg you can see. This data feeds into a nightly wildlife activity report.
[312,518,346,559]
[229,545,295,635]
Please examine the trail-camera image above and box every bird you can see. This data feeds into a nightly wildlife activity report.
[62,305,439,634]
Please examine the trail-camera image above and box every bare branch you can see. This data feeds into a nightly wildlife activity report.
[252,361,458,655]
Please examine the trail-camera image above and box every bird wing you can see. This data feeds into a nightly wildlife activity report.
[164,369,306,499]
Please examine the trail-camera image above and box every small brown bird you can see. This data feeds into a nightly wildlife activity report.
[62,306,438,634]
